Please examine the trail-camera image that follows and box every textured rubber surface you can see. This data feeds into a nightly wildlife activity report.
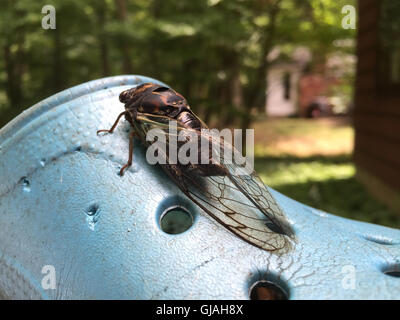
[0,75,399,299]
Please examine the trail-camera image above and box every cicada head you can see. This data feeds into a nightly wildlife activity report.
[119,83,155,104]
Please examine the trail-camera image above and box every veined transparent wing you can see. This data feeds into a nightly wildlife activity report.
[134,113,295,252]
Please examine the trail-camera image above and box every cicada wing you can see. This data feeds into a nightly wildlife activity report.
[168,169,293,252]
[200,129,294,237]
[135,114,294,252]
[223,158,294,238]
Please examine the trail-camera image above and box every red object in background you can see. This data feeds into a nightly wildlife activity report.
[299,74,338,117]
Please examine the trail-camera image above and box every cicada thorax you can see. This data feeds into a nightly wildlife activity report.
[120,83,187,118]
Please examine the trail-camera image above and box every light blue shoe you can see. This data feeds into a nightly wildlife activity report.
[0,76,399,299]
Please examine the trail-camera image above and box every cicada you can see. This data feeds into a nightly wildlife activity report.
[97,83,294,252]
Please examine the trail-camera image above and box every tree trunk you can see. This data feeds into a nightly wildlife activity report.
[3,42,23,110]
[114,0,133,74]
[97,0,110,76]
[247,0,282,111]
[53,25,64,92]
[243,0,282,130]
[223,53,243,127]
[239,0,282,155]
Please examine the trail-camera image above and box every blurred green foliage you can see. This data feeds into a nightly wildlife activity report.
[0,0,355,128]
[0,1,396,227]
[257,155,399,228]
[253,118,399,228]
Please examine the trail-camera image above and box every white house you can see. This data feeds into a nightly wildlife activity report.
[265,47,311,116]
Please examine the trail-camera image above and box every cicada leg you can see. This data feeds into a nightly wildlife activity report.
[120,131,137,176]
[97,111,127,135]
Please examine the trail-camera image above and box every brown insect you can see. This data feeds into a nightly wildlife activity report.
[97,83,294,252]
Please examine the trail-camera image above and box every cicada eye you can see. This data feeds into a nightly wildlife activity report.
[119,89,133,103]
[119,91,127,103]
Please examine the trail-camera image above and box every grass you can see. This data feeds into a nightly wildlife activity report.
[252,117,400,228]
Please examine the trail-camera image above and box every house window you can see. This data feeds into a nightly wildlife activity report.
[378,0,400,93]
[283,72,291,100]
